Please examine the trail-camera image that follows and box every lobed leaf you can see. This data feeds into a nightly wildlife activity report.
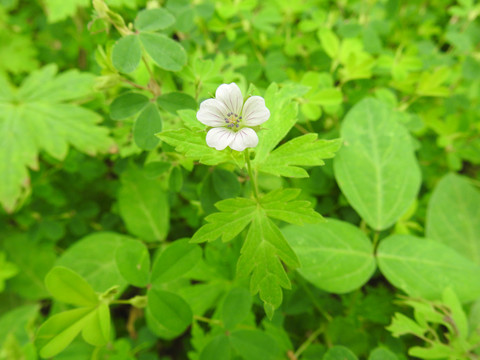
[258,134,342,177]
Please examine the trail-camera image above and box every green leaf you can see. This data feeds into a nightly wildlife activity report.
[260,188,324,225]
[199,334,231,360]
[115,239,150,287]
[323,346,358,360]
[36,307,94,359]
[0,252,18,292]
[442,288,468,340]
[134,8,175,31]
[310,88,343,107]
[157,92,198,114]
[253,82,309,165]
[333,98,421,230]
[236,212,300,317]
[139,32,186,72]
[386,312,426,338]
[221,287,252,330]
[3,234,56,300]
[110,92,149,121]
[0,305,39,348]
[81,303,110,347]
[133,103,163,150]
[426,173,480,265]
[0,65,112,212]
[258,134,342,177]
[190,198,257,243]
[377,234,480,303]
[111,35,142,73]
[230,329,282,360]
[146,288,192,336]
[408,343,456,359]
[158,128,237,166]
[212,168,241,199]
[150,239,202,284]
[368,347,398,360]
[43,0,89,23]
[283,219,376,293]
[117,164,170,242]
[318,28,340,59]
[45,267,98,307]
[56,232,131,292]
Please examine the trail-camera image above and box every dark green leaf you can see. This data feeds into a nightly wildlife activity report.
[133,103,163,150]
[110,92,149,121]
[221,287,252,330]
[212,168,241,199]
[230,329,282,360]
[150,238,202,284]
[199,334,231,360]
[157,92,197,114]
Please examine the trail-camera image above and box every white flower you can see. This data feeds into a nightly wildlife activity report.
[196,83,270,151]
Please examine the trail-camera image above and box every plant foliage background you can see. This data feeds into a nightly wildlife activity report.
[1,0,480,359]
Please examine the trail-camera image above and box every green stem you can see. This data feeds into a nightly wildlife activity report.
[245,149,259,200]
[294,326,324,358]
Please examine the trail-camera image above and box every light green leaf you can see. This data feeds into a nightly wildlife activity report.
[56,232,131,292]
[258,134,342,177]
[147,288,192,337]
[110,92,149,120]
[310,88,343,107]
[117,164,170,242]
[157,92,197,114]
[111,35,142,73]
[190,198,257,243]
[368,347,398,360]
[0,252,18,292]
[442,288,468,340]
[134,8,175,31]
[408,343,456,359]
[43,0,89,23]
[133,103,163,150]
[36,307,94,359]
[426,173,480,265]
[260,188,324,225]
[230,329,282,360]
[221,287,252,330]
[323,346,358,360]
[283,219,376,293]
[139,32,186,72]
[0,65,112,212]
[115,239,150,287]
[387,312,428,338]
[377,235,480,303]
[318,28,340,59]
[45,267,98,307]
[157,128,239,166]
[81,303,110,347]
[236,212,300,317]
[334,98,421,230]
[150,238,202,284]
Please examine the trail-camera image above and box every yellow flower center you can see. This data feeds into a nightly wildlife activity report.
[224,112,242,130]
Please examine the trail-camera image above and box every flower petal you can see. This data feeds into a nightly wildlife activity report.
[229,128,259,151]
[241,96,270,126]
[215,83,243,116]
[197,99,229,127]
[206,127,235,150]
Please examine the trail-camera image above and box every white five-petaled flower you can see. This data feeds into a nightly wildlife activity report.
[196,83,270,151]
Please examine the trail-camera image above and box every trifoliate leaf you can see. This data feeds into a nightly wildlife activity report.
[258,134,342,177]
[0,65,112,212]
